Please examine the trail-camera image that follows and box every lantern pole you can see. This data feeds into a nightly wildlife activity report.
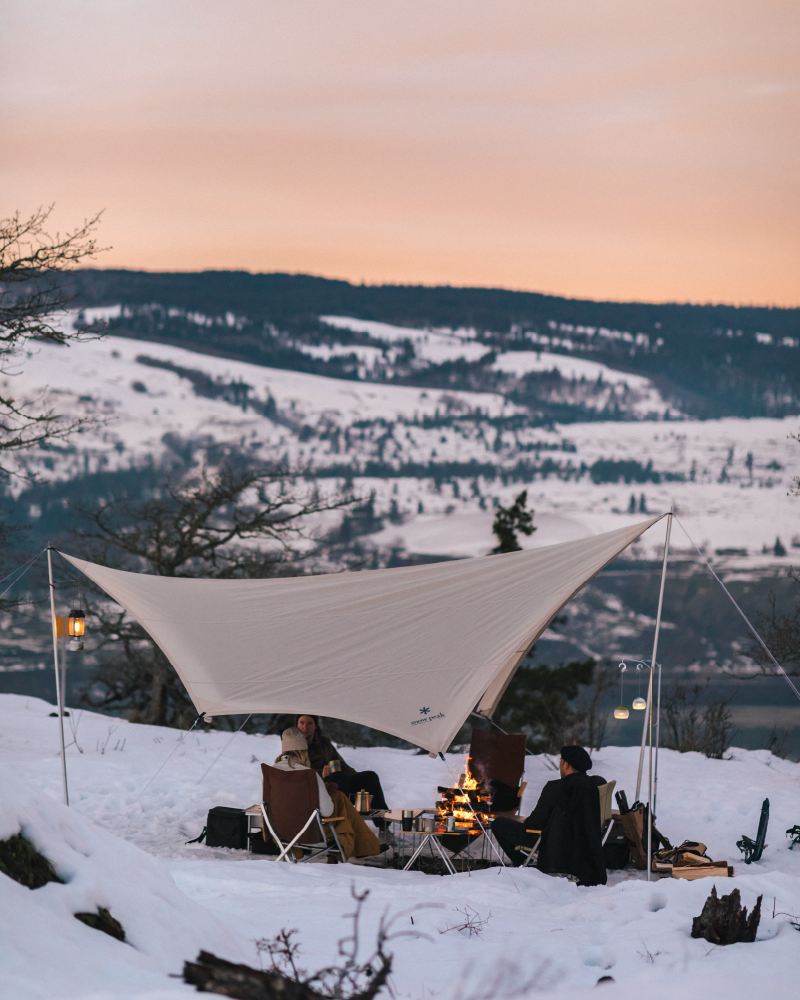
[47,546,69,805]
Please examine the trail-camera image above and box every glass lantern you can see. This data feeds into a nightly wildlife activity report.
[613,662,629,719]
[67,609,85,651]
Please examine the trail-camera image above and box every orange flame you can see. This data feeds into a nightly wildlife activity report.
[436,755,491,828]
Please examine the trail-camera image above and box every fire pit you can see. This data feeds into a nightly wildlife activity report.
[435,766,492,835]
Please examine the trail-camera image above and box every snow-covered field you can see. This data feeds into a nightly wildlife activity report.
[8,330,800,565]
[2,693,800,999]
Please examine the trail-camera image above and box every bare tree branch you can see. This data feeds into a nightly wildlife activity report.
[0,206,109,467]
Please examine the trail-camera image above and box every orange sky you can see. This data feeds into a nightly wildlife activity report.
[2,1,798,305]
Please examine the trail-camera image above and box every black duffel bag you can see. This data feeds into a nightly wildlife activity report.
[602,819,631,870]
[187,806,248,850]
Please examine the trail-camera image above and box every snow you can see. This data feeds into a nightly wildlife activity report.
[491,349,650,388]
[2,693,800,998]
[5,331,800,566]
[0,761,245,998]
[321,316,491,365]
[371,511,593,558]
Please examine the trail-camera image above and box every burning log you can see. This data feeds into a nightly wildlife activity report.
[435,762,493,832]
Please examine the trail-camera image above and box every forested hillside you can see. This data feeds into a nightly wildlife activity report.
[63,269,800,420]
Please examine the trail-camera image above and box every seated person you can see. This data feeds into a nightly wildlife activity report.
[296,714,389,812]
[272,728,389,863]
[491,745,608,886]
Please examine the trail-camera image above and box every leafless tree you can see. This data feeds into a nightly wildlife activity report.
[0,206,106,463]
[75,455,354,727]
[662,682,736,759]
[754,578,800,678]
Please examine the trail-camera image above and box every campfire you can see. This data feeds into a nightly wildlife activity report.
[435,759,493,833]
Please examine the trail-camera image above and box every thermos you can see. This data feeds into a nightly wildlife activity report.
[402,810,414,831]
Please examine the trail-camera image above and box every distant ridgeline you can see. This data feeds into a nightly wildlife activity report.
[67,269,800,420]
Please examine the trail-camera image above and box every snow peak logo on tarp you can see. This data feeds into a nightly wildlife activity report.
[410,706,445,726]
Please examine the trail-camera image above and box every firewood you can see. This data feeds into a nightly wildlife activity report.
[690,886,762,945]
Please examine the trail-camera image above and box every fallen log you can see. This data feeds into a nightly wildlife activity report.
[182,949,392,1000]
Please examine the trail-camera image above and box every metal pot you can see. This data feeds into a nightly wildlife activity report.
[354,790,372,813]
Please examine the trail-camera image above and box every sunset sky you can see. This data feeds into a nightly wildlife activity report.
[2,1,798,305]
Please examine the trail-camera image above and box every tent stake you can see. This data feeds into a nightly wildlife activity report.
[47,546,69,806]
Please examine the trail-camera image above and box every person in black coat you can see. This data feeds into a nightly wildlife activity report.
[491,745,608,886]
[295,715,389,810]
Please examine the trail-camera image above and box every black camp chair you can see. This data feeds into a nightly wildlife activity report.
[737,798,769,864]
[468,727,528,815]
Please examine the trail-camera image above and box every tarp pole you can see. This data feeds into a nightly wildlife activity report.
[636,511,672,803]
[48,546,69,806]
[637,511,671,882]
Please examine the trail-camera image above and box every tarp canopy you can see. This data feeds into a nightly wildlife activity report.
[62,515,661,753]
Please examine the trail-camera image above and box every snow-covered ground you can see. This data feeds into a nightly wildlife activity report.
[2,693,799,999]
[6,331,800,565]
[321,315,492,366]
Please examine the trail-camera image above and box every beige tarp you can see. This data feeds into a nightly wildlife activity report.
[61,515,661,753]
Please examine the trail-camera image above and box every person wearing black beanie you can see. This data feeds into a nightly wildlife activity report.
[559,744,593,773]
[490,745,608,885]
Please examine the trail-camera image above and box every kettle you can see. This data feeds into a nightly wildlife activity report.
[354,790,372,813]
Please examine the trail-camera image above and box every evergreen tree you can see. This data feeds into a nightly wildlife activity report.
[491,490,535,553]
[628,494,636,514]
[494,658,609,752]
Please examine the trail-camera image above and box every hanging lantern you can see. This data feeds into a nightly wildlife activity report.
[631,663,647,709]
[67,609,85,651]
[613,662,629,719]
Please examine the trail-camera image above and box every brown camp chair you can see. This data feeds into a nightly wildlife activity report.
[468,728,528,815]
[518,779,617,868]
[259,763,345,864]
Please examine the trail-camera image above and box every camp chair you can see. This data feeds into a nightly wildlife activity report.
[518,780,616,868]
[259,763,345,864]
[468,728,528,815]
[599,780,617,846]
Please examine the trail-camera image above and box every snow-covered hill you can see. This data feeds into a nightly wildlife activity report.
[7,330,800,565]
[2,694,799,999]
